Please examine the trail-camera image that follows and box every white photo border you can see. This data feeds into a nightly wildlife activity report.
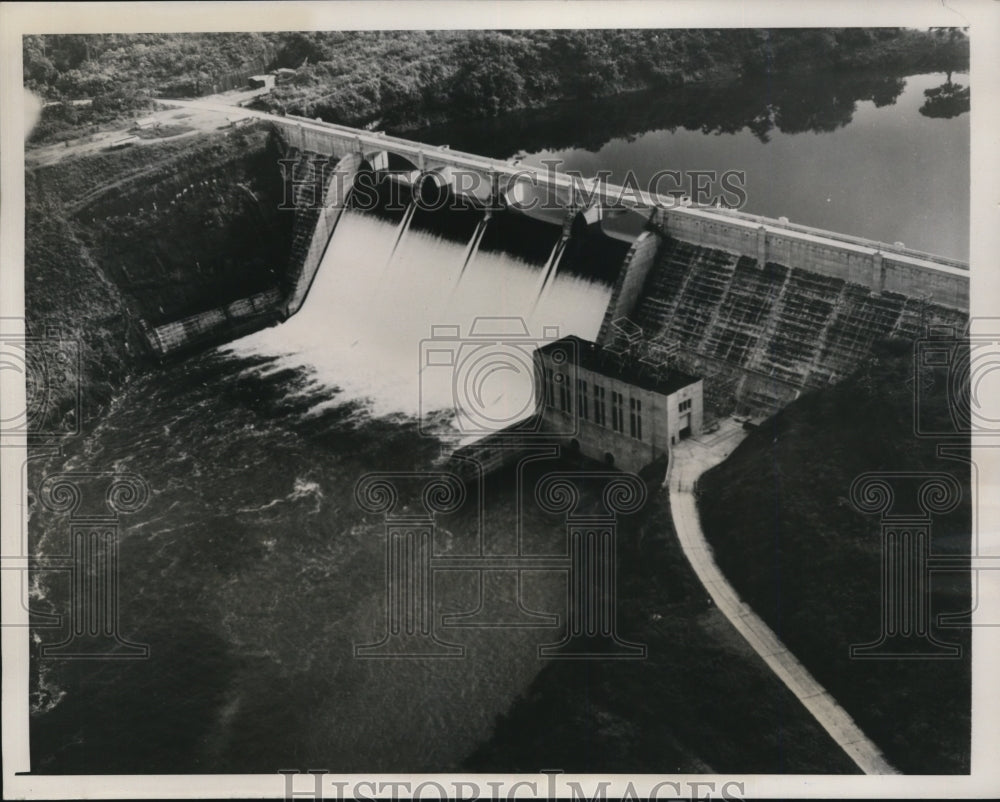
[2,1,998,798]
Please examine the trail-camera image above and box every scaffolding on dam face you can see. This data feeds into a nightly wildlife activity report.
[620,231,969,420]
[139,288,283,358]
[702,257,785,366]
[749,268,844,387]
[666,249,739,350]
[810,286,907,385]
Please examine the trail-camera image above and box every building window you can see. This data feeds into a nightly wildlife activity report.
[629,397,642,440]
[576,379,588,419]
[593,385,606,426]
[559,375,571,414]
[611,391,624,433]
[545,368,555,407]
[679,398,692,413]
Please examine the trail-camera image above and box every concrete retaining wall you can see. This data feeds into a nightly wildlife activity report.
[284,121,360,161]
[283,151,362,318]
[281,120,389,172]
[597,228,662,343]
[144,288,282,357]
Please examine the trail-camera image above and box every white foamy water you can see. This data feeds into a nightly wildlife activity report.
[227,210,612,430]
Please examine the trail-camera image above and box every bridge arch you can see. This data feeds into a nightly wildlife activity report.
[385,150,420,175]
[501,172,606,228]
[599,207,653,243]
[413,165,454,210]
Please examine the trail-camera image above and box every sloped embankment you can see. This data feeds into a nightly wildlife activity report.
[65,126,295,327]
[697,340,971,773]
[24,124,296,421]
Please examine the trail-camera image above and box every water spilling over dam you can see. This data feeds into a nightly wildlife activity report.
[226,197,614,426]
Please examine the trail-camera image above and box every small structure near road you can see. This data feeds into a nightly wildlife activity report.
[248,74,276,91]
[224,113,253,129]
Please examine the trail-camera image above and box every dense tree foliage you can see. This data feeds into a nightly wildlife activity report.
[24,28,968,142]
[24,33,275,142]
[263,28,969,128]
[24,33,275,98]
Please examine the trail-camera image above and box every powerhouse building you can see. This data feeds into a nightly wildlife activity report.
[533,335,703,473]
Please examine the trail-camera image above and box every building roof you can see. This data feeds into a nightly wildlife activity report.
[536,335,701,397]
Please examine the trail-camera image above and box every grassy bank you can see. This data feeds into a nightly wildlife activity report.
[69,128,294,325]
[464,459,858,774]
[697,340,971,773]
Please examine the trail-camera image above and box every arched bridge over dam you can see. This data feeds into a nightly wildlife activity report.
[145,105,969,417]
[269,113,966,296]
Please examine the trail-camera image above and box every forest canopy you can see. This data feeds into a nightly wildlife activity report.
[24,28,969,139]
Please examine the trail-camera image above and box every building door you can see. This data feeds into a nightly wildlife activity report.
[679,413,692,439]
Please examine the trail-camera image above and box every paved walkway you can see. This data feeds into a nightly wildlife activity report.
[666,418,898,775]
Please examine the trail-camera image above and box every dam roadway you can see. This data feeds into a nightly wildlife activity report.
[158,95,968,278]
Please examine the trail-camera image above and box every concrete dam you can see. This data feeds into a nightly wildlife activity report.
[142,113,969,418]
[596,211,969,416]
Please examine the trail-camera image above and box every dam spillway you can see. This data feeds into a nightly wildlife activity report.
[138,113,968,423]
[223,188,615,425]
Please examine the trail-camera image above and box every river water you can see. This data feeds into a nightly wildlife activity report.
[29,69,968,772]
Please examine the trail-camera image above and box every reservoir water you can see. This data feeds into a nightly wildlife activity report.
[29,68,969,772]
[415,70,970,259]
